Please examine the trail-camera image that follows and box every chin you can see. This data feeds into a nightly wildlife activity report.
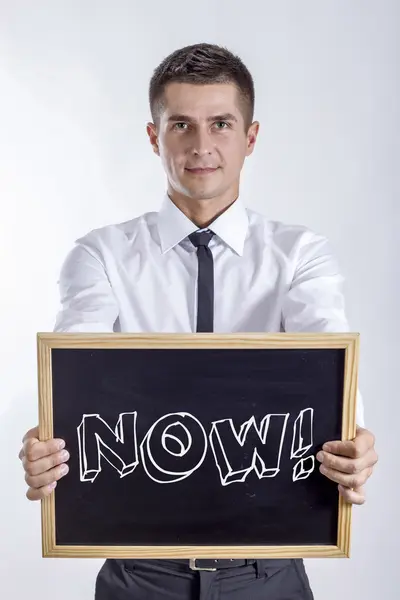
[171,177,226,201]
[186,189,221,201]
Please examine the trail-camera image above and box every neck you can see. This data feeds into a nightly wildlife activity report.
[167,186,239,228]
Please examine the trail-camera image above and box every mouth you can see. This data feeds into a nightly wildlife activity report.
[185,167,219,175]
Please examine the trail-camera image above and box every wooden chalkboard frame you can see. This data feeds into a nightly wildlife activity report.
[37,332,359,559]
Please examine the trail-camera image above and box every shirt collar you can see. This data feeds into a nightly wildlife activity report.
[157,193,249,256]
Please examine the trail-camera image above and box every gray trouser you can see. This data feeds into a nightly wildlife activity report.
[94,558,314,599]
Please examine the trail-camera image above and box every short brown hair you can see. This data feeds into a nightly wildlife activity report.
[149,43,255,131]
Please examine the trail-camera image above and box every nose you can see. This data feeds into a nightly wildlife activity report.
[190,128,213,157]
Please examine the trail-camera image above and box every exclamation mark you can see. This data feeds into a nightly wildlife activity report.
[291,408,315,482]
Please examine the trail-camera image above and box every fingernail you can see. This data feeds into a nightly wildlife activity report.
[60,450,69,461]
[323,444,330,452]
[57,440,65,450]
[316,452,324,462]
[48,482,57,490]
[60,464,69,475]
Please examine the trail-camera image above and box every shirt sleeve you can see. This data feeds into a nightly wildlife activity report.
[53,240,119,333]
[281,230,365,428]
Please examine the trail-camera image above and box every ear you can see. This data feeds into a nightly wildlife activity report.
[146,122,160,156]
[246,121,260,156]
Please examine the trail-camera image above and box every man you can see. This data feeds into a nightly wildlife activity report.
[19,43,378,599]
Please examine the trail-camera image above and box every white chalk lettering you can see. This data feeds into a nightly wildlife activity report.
[77,412,138,482]
[140,412,208,483]
[76,408,317,485]
[209,414,289,486]
[290,408,314,481]
[291,408,313,459]
[293,456,315,481]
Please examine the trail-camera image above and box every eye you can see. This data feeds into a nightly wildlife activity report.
[173,122,188,130]
[214,121,229,129]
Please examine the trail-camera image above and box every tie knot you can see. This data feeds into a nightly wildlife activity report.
[189,230,214,248]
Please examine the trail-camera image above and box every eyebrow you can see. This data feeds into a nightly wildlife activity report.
[167,113,238,123]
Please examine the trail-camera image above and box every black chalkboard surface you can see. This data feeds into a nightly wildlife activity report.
[37,332,359,559]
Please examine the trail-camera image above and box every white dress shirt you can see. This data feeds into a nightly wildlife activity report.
[54,192,364,425]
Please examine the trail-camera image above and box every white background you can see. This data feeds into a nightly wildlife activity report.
[0,1,398,598]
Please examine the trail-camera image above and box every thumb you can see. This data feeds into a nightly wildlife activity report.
[22,426,39,443]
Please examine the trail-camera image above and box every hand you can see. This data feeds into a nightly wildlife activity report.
[316,426,378,505]
[18,426,70,500]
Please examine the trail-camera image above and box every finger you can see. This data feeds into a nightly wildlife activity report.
[25,462,69,490]
[22,449,70,477]
[319,464,371,488]
[322,440,361,459]
[23,437,65,462]
[316,447,376,474]
[338,485,366,505]
[323,428,375,459]
[26,481,58,501]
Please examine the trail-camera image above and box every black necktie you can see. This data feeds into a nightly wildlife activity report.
[189,230,215,332]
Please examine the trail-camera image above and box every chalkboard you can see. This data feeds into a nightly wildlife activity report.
[37,332,359,559]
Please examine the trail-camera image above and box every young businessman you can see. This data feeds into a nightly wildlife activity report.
[19,43,378,599]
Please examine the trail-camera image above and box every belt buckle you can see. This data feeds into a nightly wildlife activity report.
[189,558,217,571]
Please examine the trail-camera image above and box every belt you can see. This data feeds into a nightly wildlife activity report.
[182,558,256,571]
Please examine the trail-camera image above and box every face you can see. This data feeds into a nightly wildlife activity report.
[147,82,259,204]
